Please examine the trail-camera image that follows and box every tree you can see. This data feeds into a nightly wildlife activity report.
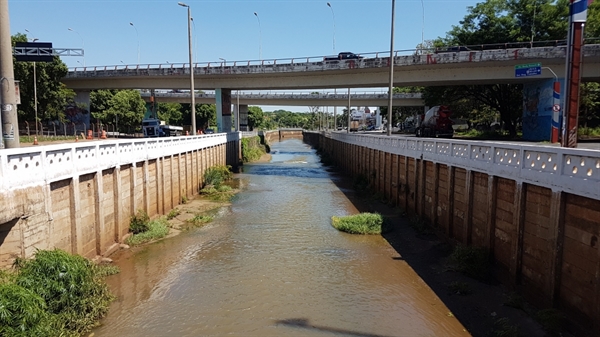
[12,33,73,123]
[90,90,146,131]
[157,102,183,125]
[423,0,576,136]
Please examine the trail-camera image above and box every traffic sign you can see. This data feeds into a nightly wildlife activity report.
[515,63,542,77]
[553,104,561,112]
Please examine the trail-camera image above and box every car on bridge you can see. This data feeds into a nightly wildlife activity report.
[324,52,363,61]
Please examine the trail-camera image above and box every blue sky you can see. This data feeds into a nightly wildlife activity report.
[9,0,483,112]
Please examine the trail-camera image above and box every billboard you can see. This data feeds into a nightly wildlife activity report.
[14,42,54,62]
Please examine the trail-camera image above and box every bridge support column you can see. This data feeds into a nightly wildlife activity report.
[73,91,92,132]
[238,105,249,131]
[215,88,232,133]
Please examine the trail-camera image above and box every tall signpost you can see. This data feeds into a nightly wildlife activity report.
[562,0,592,148]
[0,0,19,148]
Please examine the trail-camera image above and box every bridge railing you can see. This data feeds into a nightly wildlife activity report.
[329,132,600,201]
[68,38,600,73]
[0,133,238,193]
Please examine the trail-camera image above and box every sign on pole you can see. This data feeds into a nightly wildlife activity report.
[515,63,542,77]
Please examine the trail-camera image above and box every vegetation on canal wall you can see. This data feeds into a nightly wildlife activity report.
[200,165,236,201]
[241,136,268,162]
[0,249,117,336]
[331,213,387,235]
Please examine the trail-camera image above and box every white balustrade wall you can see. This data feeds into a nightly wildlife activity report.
[330,132,600,201]
[0,133,236,193]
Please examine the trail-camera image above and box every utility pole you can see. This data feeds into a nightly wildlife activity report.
[0,0,19,148]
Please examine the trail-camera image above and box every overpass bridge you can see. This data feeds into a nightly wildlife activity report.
[62,44,600,91]
[142,91,424,107]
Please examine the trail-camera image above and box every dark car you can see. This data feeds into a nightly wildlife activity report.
[324,52,363,61]
[204,128,214,134]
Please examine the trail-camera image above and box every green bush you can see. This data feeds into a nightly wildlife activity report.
[126,218,170,246]
[0,283,52,337]
[331,213,386,234]
[14,249,113,335]
[129,210,150,234]
[187,214,213,226]
[449,245,491,282]
[203,165,233,188]
[241,136,267,162]
[167,208,181,220]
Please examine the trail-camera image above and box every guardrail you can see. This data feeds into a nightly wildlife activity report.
[68,38,600,72]
[330,132,600,201]
[0,133,239,193]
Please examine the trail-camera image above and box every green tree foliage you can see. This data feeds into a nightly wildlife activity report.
[12,33,74,123]
[157,102,183,125]
[248,106,276,130]
[194,103,216,130]
[423,0,581,136]
[90,89,146,131]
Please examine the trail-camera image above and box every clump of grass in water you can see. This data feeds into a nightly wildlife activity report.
[9,249,114,335]
[126,218,170,246]
[184,214,214,229]
[203,165,233,188]
[331,212,387,234]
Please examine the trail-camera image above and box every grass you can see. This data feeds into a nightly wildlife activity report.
[408,216,432,235]
[535,308,565,336]
[200,184,236,202]
[19,135,78,143]
[579,126,600,137]
[241,136,267,162]
[447,281,472,295]
[504,293,525,310]
[6,249,115,336]
[167,208,181,220]
[129,210,150,234]
[185,214,214,228]
[203,165,233,188]
[126,217,170,246]
[489,317,520,337]
[331,212,388,234]
[449,245,491,282]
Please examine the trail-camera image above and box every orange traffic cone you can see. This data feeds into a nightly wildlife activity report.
[75,135,79,142]
[100,130,107,139]
[33,136,39,145]
[87,130,93,140]
[186,130,189,136]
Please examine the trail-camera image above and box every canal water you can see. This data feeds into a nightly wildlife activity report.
[93,138,469,337]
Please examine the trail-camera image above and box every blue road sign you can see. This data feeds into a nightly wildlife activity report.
[515,63,542,77]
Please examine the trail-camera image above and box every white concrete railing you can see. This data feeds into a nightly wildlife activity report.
[330,132,600,201]
[0,133,239,193]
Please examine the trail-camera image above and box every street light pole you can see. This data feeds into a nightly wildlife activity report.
[387,0,396,136]
[25,30,39,136]
[68,28,85,66]
[327,2,336,52]
[219,57,226,68]
[179,2,196,135]
[254,12,262,60]
[129,22,140,64]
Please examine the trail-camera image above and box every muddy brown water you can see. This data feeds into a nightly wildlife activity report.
[92,138,469,337]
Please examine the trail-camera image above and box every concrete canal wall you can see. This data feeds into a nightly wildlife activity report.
[0,133,240,268]
[305,131,600,332]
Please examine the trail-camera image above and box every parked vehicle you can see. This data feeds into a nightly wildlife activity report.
[324,52,363,61]
[415,106,454,138]
[142,118,183,137]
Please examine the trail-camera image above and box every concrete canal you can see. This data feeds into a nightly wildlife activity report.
[92,138,469,337]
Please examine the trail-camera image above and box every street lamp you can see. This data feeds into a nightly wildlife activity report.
[219,57,226,67]
[68,28,85,66]
[178,2,196,135]
[129,22,140,64]
[253,12,262,60]
[326,2,336,52]
[387,0,396,136]
[25,30,39,136]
